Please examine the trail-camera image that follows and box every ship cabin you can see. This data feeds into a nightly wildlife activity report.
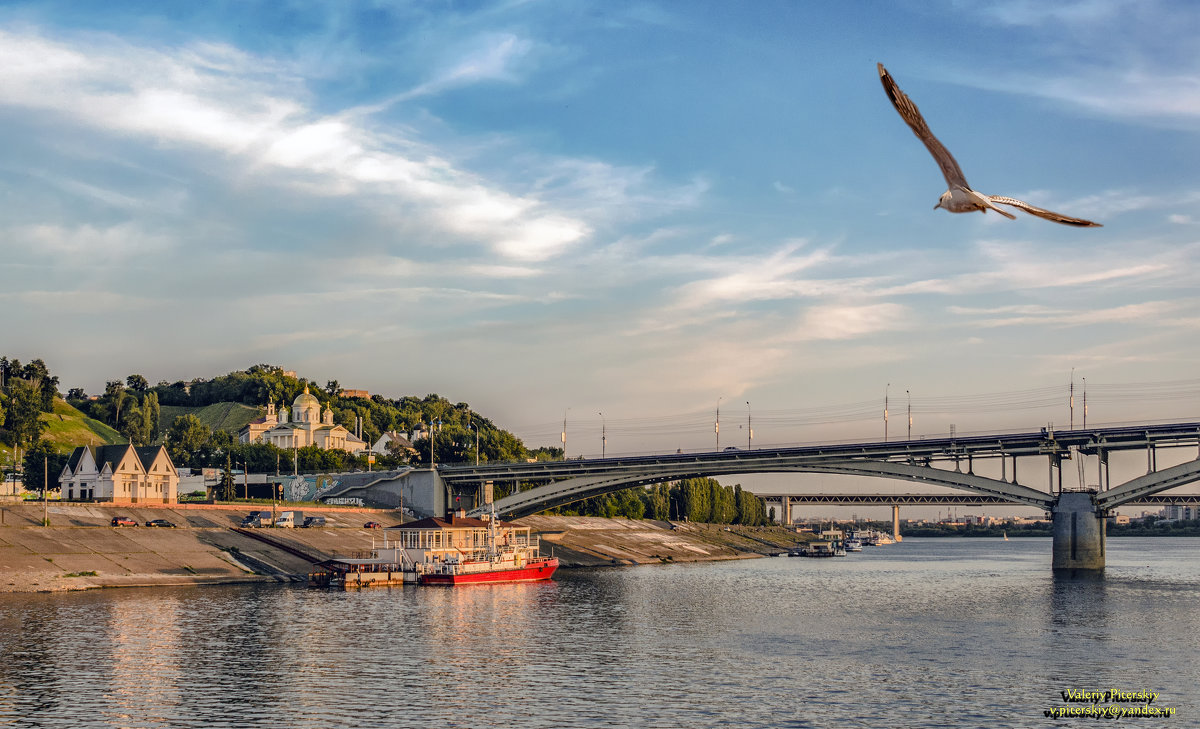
[384,510,539,565]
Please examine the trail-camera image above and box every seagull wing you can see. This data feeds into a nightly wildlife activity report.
[987,196,1102,227]
[877,63,969,190]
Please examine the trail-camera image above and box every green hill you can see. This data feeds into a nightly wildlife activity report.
[7,400,123,459]
[160,402,263,435]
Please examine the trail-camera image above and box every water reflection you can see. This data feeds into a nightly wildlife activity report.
[0,538,1196,727]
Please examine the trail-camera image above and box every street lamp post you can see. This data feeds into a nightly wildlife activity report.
[715,397,722,451]
[561,407,570,460]
[746,401,752,450]
[884,383,890,442]
[1082,377,1088,429]
[598,412,606,458]
[468,421,479,465]
[1069,368,1076,430]
[907,389,912,441]
[236,461,248,500]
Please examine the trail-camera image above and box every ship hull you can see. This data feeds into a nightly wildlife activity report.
[419,558,559,586]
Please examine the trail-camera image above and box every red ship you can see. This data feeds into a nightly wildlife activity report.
[312,508,558,588]
[409,509,558,585]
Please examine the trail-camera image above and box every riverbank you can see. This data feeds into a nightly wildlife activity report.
[0,504,813,593]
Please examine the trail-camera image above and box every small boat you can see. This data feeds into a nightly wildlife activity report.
[1003,531,1009,541]
[844,538,863,552]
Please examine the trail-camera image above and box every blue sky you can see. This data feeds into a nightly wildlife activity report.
[3,0,1200,458]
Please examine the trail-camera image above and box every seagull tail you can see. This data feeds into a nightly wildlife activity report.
[967,190,1016,219]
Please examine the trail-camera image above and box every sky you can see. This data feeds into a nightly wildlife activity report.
[4,0,1200,476]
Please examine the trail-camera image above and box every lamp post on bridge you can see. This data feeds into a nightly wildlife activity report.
[598,412,606,458]
[468,421,479,465]
[1070,368,1075,430]
[884,383,890,442]
[561,407,570,460]
[907,389,912,441]
[746,401,752,450]
[715,397,722,451]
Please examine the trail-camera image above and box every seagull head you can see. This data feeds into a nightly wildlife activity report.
[935,191,953,211]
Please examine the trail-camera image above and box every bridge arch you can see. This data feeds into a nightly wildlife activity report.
[470,460,1054,518]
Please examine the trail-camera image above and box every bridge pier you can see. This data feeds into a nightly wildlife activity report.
[1052,491,1105,571]
[891,504,903,542]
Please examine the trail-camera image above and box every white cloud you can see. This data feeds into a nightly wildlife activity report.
[0,28,591,262]
[791,302,910,341]
[399,33,535,100]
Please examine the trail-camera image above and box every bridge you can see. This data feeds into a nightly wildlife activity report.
[331,420,1200,572]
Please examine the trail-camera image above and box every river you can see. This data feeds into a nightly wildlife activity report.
[1,537,1198,728]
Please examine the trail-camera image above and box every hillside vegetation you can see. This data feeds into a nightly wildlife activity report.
[159,402,261,436]
[38,399,121,451]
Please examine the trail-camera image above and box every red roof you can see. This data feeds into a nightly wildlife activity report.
[388,514,501,530]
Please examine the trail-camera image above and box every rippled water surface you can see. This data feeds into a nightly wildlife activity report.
[2,537,1199,728]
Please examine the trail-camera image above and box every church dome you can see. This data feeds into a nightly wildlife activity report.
[293,385,320,409]
[292,385,321,422]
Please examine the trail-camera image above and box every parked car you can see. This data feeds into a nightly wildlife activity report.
[363,521,382,529]
[240,511,272,528]
[145,519,175,528]
[111,516,137,527]
[302,516,326,528]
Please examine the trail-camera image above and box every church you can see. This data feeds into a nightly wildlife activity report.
[239,385,367,454]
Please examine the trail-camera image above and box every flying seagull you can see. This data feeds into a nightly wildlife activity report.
[877,62,1101,227]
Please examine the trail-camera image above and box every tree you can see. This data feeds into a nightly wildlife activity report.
[22,440,67,493]
[326,379,340,397]
[143,391,160,441]
[103,380,127,427]
[126,374,149,393]
[66,387,87,401]
[219,455,235,501]
[167,414,211,468]
[5,379,46,450]
[617,489,646,519]
[647,484,670,520]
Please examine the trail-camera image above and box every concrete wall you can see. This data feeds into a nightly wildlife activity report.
[338,469,446,517]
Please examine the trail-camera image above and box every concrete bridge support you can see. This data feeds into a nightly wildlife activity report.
[891,505,903,542]
[1052,491,1105,571]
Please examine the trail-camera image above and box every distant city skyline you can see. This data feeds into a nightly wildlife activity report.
[3,1,1199,461]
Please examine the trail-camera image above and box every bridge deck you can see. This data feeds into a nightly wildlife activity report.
[441,421,1200,485]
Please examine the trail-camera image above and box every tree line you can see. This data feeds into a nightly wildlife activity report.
[533,478,769,525]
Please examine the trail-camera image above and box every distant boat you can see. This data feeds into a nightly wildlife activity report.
[788,540,846,558]
[1003,531,1009,541]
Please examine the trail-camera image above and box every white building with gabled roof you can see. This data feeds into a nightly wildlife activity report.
[61,444,179,503]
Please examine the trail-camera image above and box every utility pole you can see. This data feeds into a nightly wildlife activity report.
[43,455,48,527]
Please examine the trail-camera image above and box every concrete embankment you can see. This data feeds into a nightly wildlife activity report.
[0,503,811,593]
[522,516,811,567]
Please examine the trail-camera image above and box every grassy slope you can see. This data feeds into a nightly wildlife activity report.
[160,402,262,434]
[1,400,261,464]
[0,400,122,462]
[40,399,122,451]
